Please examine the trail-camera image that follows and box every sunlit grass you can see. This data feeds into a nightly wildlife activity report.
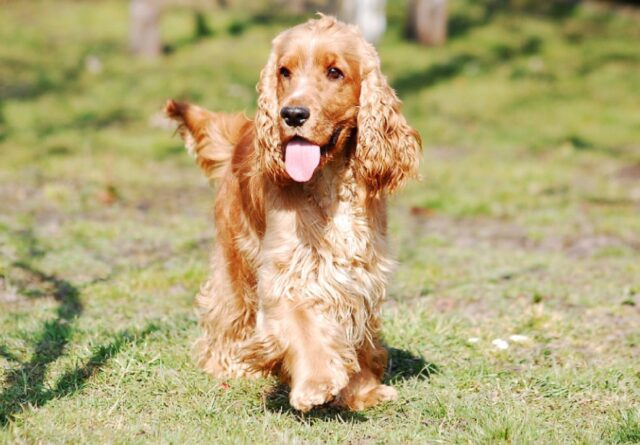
[1,0,639,443]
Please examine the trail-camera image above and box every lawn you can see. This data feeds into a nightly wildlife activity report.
[1,0,640,443]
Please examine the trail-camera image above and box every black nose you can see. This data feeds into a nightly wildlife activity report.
[280,106,310,127]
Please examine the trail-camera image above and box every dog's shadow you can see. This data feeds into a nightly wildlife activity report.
[385,347,438,385]
[262,347,437,423]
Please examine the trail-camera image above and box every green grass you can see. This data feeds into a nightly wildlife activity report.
[1,0,640,443]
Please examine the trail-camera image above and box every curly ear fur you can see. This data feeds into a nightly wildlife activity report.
[255,44,289,185]
[355,43,422,194]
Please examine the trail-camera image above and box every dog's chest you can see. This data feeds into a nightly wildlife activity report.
[314,181,367,255]
[260,169,392,309]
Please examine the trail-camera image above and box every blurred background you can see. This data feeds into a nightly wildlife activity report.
[1,1,640,441]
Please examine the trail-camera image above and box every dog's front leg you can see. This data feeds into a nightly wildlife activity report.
[258,296,357,412]
[286,302,356,412]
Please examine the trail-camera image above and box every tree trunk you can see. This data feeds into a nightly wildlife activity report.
[407,0,447,46]
[130,0,162,58]
[340,0,387,45]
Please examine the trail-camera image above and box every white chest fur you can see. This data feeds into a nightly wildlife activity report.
[257,166,393,344]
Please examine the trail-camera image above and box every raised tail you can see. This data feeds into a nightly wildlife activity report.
[164,100,249,180]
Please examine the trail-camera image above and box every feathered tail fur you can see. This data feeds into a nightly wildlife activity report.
[164,100,249,180]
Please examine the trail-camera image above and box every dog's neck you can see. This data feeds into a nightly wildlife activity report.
[272,130,373,223]
[302,140,361,214]
[269,135,388,259]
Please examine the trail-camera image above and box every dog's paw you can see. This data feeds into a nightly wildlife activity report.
[289,376,348,412]
[335,384,398,411]
[369,384,397,403]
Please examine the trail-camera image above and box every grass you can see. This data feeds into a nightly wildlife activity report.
[1,0,639,443]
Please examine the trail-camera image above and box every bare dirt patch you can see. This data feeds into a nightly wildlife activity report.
[408,209,640,258]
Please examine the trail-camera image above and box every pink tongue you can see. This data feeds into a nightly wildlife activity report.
[284,139,321,182]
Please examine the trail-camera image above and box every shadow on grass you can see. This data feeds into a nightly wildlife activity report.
[385,347,438,385]
[0,60,84,102]
[393,53,477,96]
[0,346,19,364]
[0,319,160,427]
[163,11,216,54]
[262,347,437,422]
[1,39,120,103]
[263,383,369,423]
[0,260,82,426]
[47,323,160,399]
[35,107,134,138]
[0,229,164,427]
[448,0,579,40]
[224,11,307,37]
[165,10,305,53]
[392,34,543,96]
[0,224,184,427]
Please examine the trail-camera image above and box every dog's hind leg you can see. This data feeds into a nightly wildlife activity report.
[194,246,262,378]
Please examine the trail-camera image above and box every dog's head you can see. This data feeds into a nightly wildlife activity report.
[256,15,421,193]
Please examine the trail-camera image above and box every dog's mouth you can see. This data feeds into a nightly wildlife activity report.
[321,127,342,156]
[283,128,342,183]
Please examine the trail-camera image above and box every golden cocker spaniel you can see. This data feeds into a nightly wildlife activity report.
[165,15,421,412]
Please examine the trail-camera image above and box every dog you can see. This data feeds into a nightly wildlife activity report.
[165,15,421,412]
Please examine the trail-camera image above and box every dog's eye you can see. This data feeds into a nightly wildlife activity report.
[327,67,344,80]
[279,67,291,78]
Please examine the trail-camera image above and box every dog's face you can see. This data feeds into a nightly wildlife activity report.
[271,27,362,181]
[256,16,421,191]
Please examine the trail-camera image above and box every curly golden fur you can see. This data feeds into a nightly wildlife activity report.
[165,15,421,412]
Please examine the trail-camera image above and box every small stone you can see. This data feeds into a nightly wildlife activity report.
[509,334,530,343]
[492,338,509,350]
[85,55,103,74]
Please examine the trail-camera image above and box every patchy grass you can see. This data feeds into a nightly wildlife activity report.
[1,0,639,443]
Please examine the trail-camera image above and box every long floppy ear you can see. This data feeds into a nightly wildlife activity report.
[254,42,289,184]
[354,43,422,194]
[165,100,246,180]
